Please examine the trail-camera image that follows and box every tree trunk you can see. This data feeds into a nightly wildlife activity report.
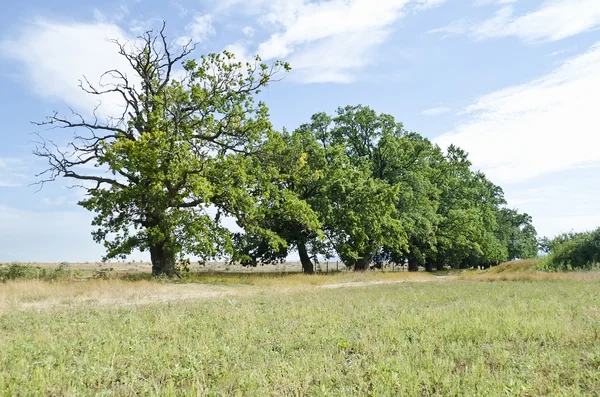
[298,242,314,274]
[354,255,370,271]
[435,259,445,271]
[425,263,433,272]
[150,243,176,276]
[408,257,419,272]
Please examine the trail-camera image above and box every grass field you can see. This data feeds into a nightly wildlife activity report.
[1,263,600,396]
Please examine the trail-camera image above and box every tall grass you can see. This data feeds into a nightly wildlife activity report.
[1,281,599,395]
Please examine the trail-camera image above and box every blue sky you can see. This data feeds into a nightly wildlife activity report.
[1,0,599,262]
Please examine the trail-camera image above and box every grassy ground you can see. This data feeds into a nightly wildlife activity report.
[1,271,600,396]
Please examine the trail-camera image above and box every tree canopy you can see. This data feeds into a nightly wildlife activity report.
[223,106,538,272]
[34,25,537,275]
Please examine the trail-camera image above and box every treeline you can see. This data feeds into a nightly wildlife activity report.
[223,106,539,273]
[33,29,538,276]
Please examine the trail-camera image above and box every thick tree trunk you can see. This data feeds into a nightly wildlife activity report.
[425,263,433,272]
[408,257,419,272]
[150,244,176,276]
[354,255,370,271]
[298,242,314,274]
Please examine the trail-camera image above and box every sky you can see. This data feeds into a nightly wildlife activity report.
[1,0,599,262]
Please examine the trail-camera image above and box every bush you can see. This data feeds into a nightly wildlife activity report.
[0,263,83,282]
[0,264,29,281]
[539,227,600,271]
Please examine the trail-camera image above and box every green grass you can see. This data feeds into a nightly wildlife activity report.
[1,280,600,396]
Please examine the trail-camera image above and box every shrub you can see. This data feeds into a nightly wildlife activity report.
[539,227,600,271]
[0,263,83,282]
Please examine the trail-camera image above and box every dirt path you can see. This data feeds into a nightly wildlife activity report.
[319,279,432,289]
[2,277,446,312]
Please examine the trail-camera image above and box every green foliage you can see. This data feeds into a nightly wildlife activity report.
[496,208,539,260]
[230,105,537,271]
[539,227,600,271]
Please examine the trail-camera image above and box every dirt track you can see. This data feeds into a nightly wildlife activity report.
[1,277,444,312]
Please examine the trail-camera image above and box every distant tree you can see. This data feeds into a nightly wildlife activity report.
[496,208,538,260]
[33,24,289,276]
[539,232,578,254]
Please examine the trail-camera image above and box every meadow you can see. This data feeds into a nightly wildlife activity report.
[1,262,599,396]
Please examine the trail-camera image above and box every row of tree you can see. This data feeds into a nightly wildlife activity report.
[34,27,538,276]
[228,106,539,273]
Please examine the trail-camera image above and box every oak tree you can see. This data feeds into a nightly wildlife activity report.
[34,25,289,276]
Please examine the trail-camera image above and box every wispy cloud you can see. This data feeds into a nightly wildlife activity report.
[434,42,600,184]
[0,19,135,119]
[220,0,446,83]
[421,107,451,116]
[473,0,518,6]
[242,26,255,37]
[548,49,569,57]
[177,13,215,45]
[430,0,600,43]
[427,19,469,36]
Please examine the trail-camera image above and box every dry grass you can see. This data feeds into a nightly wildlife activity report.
[0,270,433,312]
[0,279,252,311]
[459,259,600,282]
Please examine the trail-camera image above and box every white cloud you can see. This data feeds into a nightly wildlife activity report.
[427,19,469,36]
[472,5,514,39]
[421,107,451,116]
[0,19,135,120]
[177,14,215,45]
[257,0,410,60]
[473,0,518,6]
[431,0,600,43]
[242,26,255,37]
[548,49,569,57]
[220,0,445,83]
[494,0,600,43]
[434,42,600,185]
[413,0,448,10]
[287,29,390,83]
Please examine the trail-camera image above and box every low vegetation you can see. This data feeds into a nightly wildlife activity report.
[1,278,599,396]
[0,263,85,282]
[459,259,600,282]
[538,227,600,271]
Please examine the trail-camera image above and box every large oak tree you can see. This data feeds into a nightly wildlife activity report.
[34,25,288,276]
